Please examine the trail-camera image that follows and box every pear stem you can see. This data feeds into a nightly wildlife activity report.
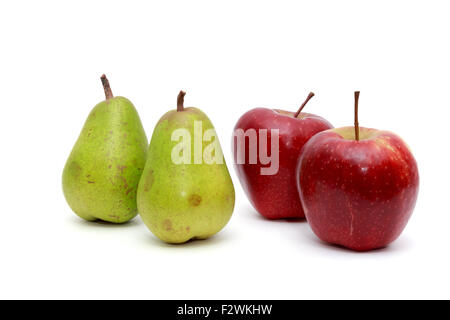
[177,90,186,112]
[354,91,360,141]
[294,92,315,117]
[101,74,113,100]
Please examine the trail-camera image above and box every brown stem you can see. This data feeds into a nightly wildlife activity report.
[100,74,113,100]
[294,92,315,117]
[177,90,186,111]
[354,91,360,141]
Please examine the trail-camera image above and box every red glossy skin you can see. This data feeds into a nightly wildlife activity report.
[233,108,333,219]
[297,127,419,251]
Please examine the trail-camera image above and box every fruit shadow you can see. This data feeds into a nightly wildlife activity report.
[70,216,142,229]
[142,224,229,250]
[244,205,413,255]
[245,205,308,224]
[298,223,414,255]
[143,230,231,249]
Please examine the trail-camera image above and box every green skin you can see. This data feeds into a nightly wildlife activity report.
[137,107,235,243]
[62,96,148,223]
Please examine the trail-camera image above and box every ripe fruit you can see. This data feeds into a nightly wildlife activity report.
[233,93,333,219]
[62,75,148,223]
[297,92,419,251]
[137,91,235,243]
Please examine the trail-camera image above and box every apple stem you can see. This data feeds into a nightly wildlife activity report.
[294,92,315,118]
[354,91,360,141]
[100,74,113,100]
[177,90,186,112]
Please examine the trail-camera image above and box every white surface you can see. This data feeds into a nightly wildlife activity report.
[0,0,448,299]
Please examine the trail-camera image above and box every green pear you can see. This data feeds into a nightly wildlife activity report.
[137,91,235,243]
[62,75,148,223]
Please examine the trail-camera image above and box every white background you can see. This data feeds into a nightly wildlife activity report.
[0,0,448,299]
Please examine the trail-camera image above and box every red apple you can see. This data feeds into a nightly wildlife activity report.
[297,92,419,251]
[233,93,333,219]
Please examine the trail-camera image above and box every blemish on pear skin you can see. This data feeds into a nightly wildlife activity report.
[87,181,95,184]
[144,170,154,192]
[125,187,133,195]
[69,162,82,178]
[186,226,190,231]
[188,194,202,207]
[162,219,172,231]
[117,165,127,173]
